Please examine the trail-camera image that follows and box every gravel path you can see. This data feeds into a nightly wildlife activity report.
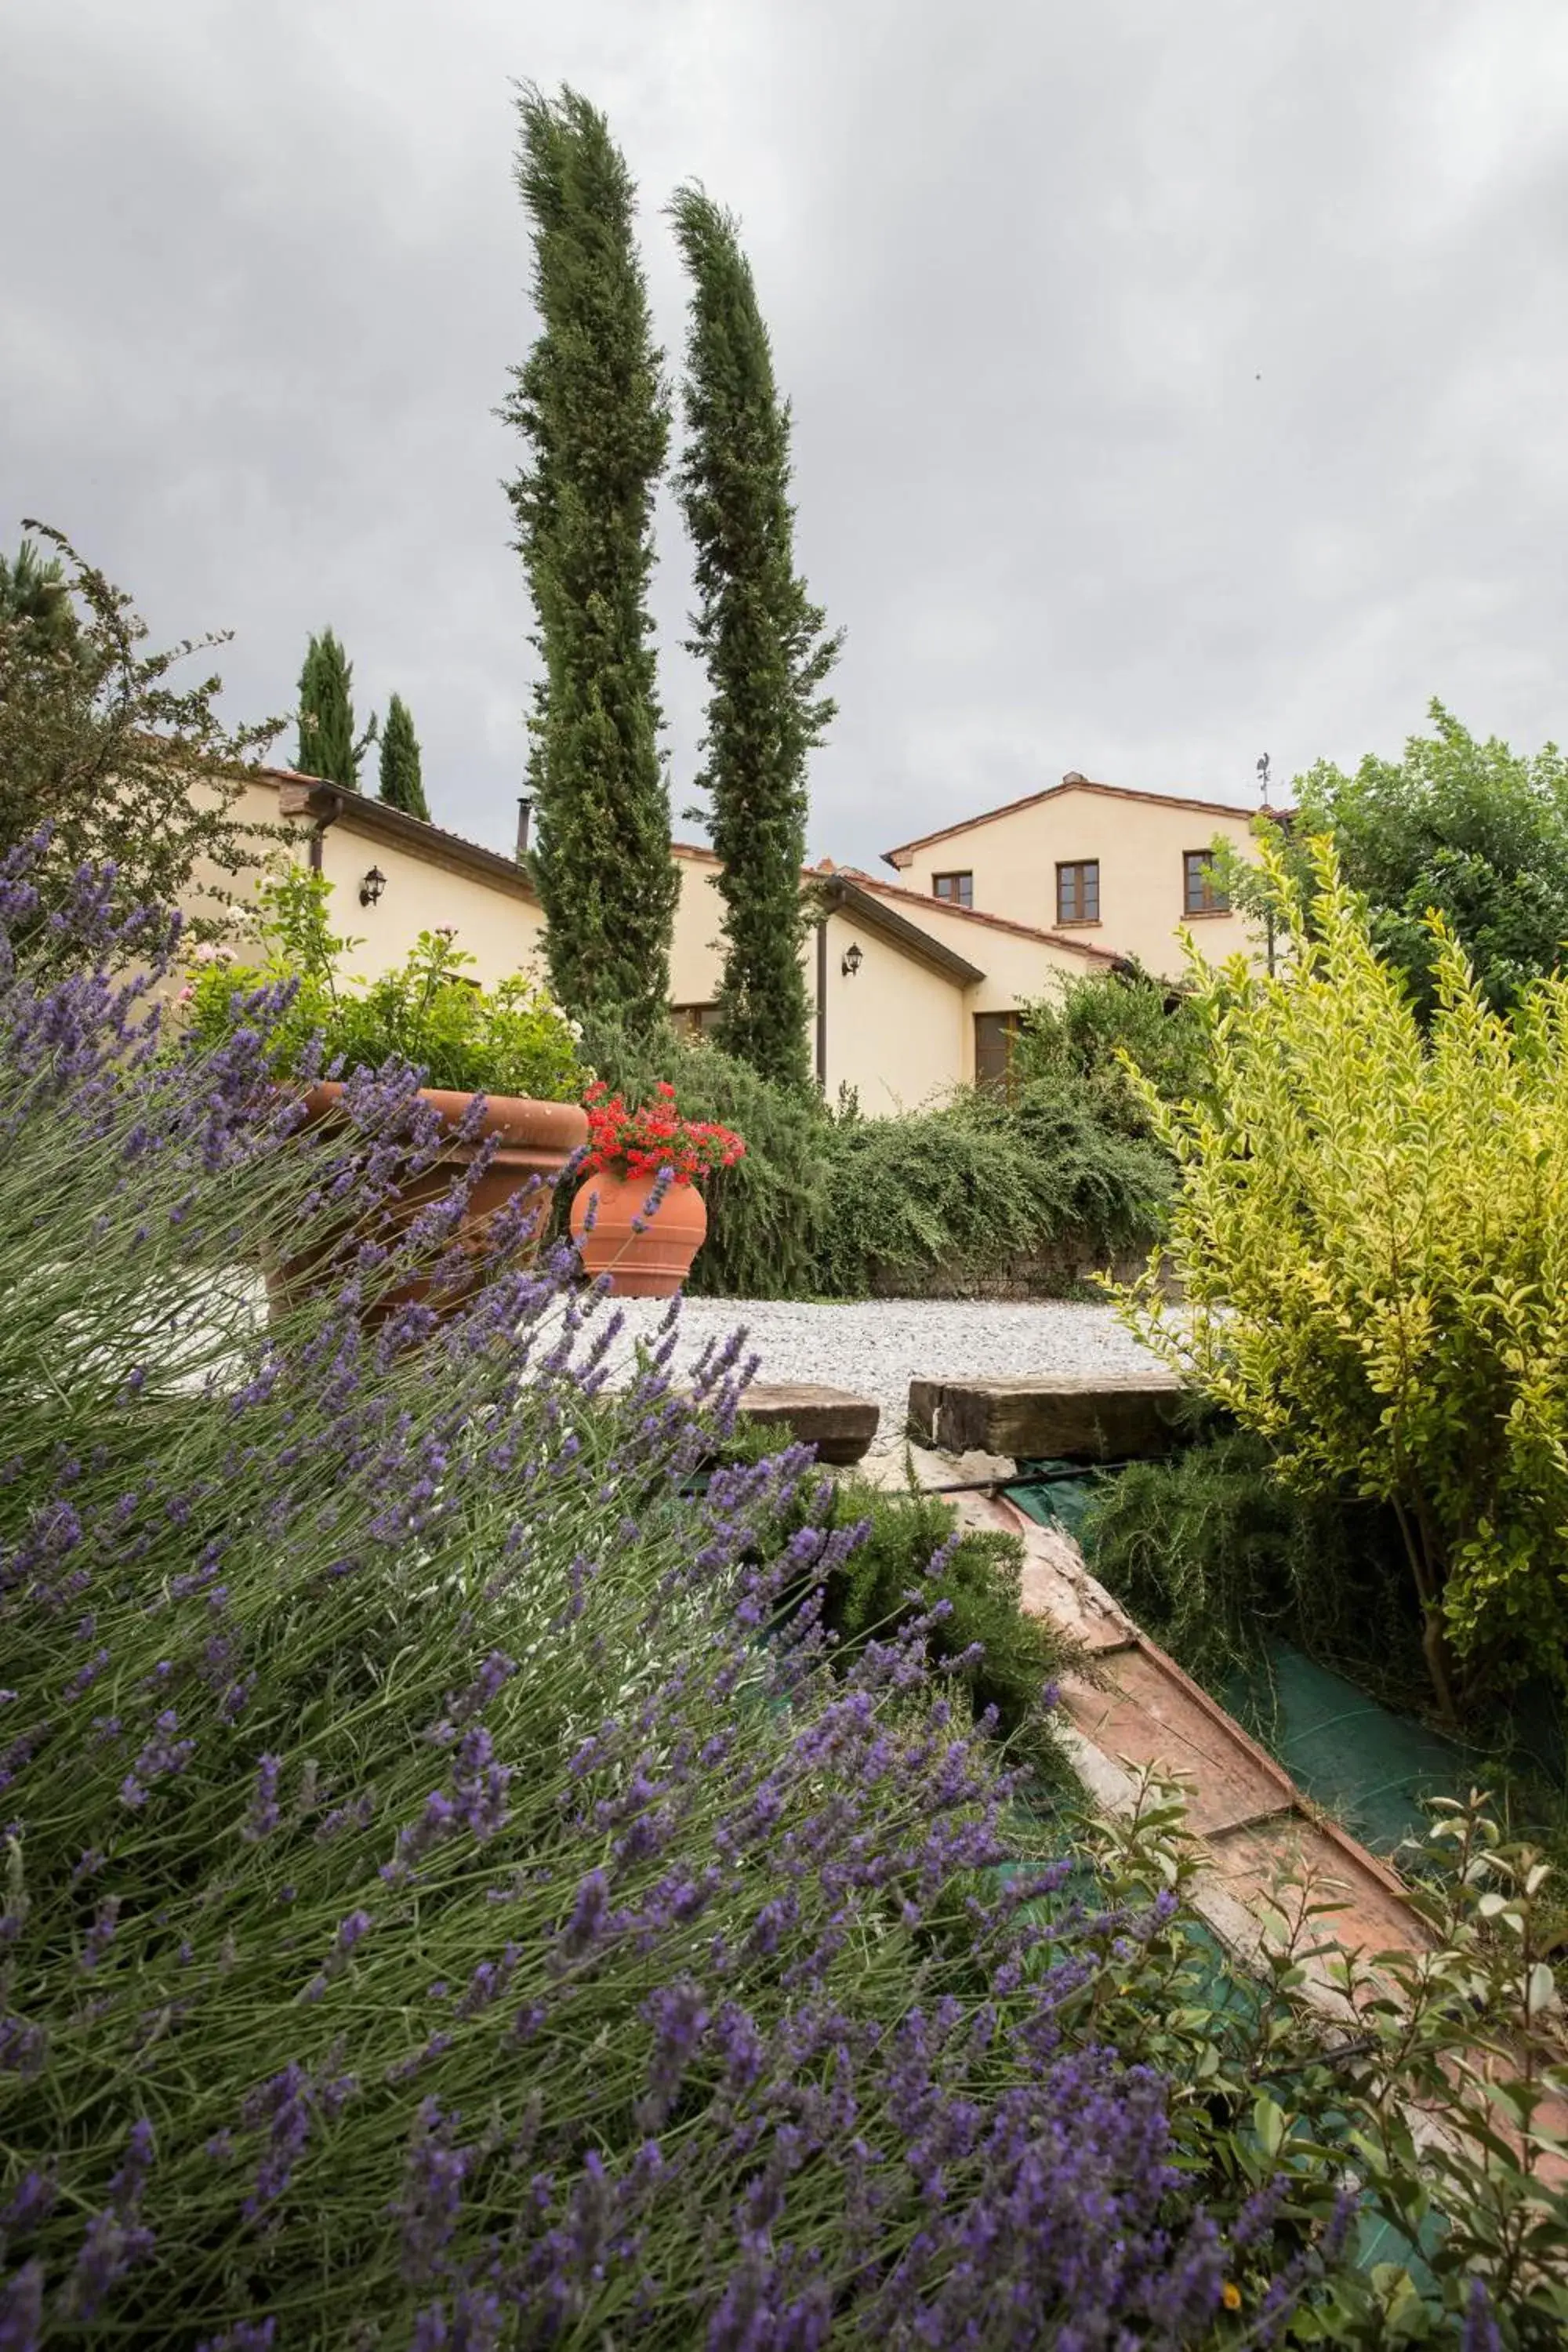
[608,1296,1167,1452]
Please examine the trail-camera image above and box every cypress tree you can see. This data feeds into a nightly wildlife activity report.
[296,629,373,790]
[500,85,678,1033]
[669,184,843,1091]
[378,693,430,821]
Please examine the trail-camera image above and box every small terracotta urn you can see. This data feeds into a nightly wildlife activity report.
[569,1169,709,1298]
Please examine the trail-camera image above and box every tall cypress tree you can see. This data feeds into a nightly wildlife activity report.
[378,693,430,820]
[296,629,374,790]
[501,85,678,1033]
[670,184,843,1090]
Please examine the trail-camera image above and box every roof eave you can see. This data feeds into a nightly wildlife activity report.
[815,877,985,985]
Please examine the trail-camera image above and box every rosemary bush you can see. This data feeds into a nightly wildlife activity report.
[1,843,1566,2347]
[815,1474,1081,1777]
[582,1018,1168,1301]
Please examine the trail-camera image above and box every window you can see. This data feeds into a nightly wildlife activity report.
[974,1011,1022,1094]
[932,870,973,909]
[1183,850,1231,916]
[671,1003,723,1041]
[1055,860,1100,924]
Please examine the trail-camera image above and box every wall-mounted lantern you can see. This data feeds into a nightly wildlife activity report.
[840,942,864,978]
[359,866,387,909]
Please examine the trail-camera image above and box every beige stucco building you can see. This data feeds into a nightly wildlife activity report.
[210,765,1270,1115]
[880,773,1266,974]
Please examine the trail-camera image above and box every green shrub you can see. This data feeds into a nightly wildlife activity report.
[1112,837,1568,1721]
[1080,1431,1423,1713]
[814,1102,1051,1297]
[1014,964,1210,1135]
[959,1076,1174,1252]
[576,1014,827,1294]
[817,1080,1171,1298]
[819,1472,1081,1777]
[185,865,583,1101]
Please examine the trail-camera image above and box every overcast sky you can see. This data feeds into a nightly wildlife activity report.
[5,0,1567,869]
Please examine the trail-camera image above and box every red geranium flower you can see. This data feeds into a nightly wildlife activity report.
[578,1083,746,1187]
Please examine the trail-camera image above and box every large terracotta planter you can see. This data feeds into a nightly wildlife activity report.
[569,1169,708,1298]
[267,1083,589,1326]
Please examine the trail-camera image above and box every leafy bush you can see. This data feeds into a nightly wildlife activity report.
[1112,837,1568,1722]
[185,865,584,1102]
[0,524,281,946]
[1014,964,1211,1135]
[1291,701,1568,1019]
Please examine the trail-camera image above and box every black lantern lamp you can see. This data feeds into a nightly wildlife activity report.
[359,866,387,908]
[840,942,864,978]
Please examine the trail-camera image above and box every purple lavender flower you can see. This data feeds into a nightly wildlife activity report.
[383,1789,457,1883]
[0,2169,56,2239]
[389,2098,473,2284]
[0,2259,43,2351]
[241,1752,282,1843]
[109,2117,155,2215]
[450,1726,510,1841]
[194,2324,277,2352]
[0,2016,45,2080]
[315,1788,376,1842]
[303,1907,374,2002]
[240,2063,314,2219]
[64,2211,156,2322]
[119,1708,195,1807]
[1461,2274,1503,2352]
[80,1894,122,1972]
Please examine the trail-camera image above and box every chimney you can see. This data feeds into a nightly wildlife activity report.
[516,794,533,858]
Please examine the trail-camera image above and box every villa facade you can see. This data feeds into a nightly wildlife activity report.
[213,766,1272,1114]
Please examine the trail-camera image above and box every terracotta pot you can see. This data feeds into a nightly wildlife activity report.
[569,1169,709,1298]
[267,1083,589,1327]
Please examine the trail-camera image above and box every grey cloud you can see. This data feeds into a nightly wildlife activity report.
[4,0,1566,877]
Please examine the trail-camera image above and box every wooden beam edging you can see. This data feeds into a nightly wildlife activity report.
[904,1466,1568,2186]
[963,1490,1436,2031]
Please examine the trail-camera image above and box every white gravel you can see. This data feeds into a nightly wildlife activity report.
[605,1295,1167,1452]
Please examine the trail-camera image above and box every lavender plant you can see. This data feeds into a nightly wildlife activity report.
[0,838,1563,2347]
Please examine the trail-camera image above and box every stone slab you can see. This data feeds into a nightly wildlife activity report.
[906,1371,1187,1462]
